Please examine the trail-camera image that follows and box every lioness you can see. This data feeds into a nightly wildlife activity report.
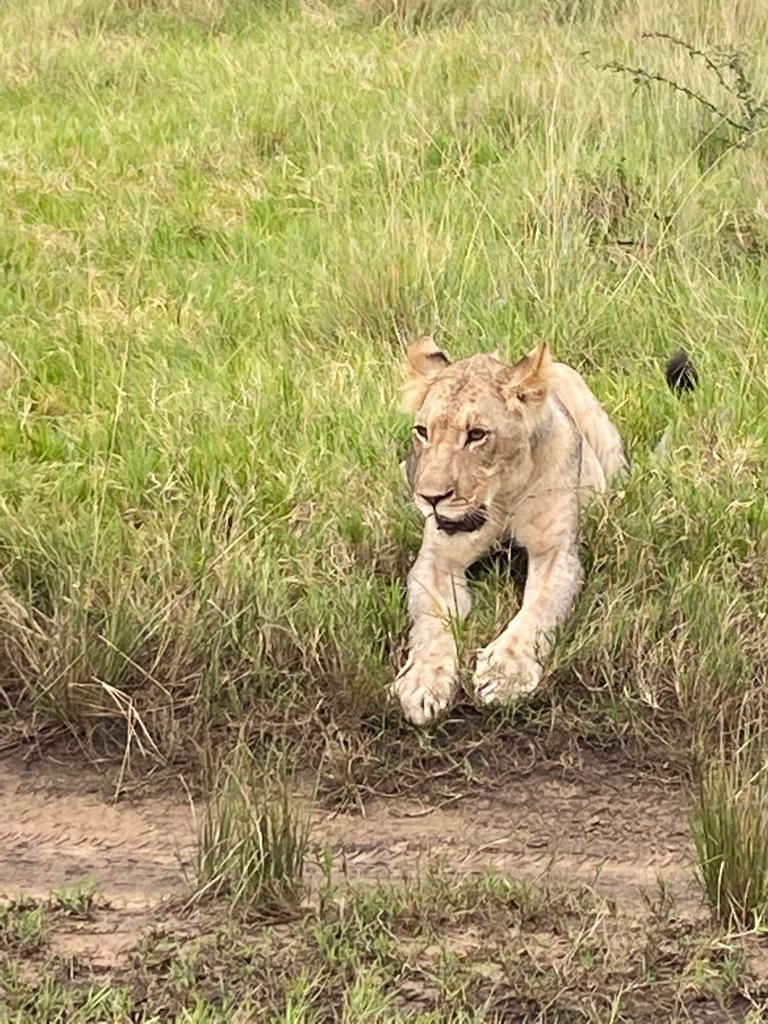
[392,338,695,726]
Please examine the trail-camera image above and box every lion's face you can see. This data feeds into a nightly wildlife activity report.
[402,339,552,535]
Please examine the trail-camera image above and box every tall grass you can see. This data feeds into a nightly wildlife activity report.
[0,0,765,791]
[194,744,309,919]
[690,718,768,929]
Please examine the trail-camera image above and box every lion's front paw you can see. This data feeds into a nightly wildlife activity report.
[391,657,458,726]
[472,639,543,707]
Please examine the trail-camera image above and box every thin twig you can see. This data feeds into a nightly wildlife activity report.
[600,61,752,134]
[640,32,733,96]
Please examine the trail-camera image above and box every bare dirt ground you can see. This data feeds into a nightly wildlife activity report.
[0,753,697,967]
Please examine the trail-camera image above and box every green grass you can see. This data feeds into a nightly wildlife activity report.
[0,882,103,961]
[0,899,49,955]
[691,722,768,929]
[193,743,309,918]
[50,878,101,919]
[0,870,760,1022]
[1,0,768,931]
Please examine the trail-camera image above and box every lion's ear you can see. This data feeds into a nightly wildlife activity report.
[502,341,552,408]
[401,336,450,413]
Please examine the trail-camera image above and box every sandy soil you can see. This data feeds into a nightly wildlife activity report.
[0,754,696,965]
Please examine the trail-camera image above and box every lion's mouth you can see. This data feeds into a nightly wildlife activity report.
[435,509,488,535]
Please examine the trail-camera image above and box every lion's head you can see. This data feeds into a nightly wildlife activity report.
[401,337,553,535]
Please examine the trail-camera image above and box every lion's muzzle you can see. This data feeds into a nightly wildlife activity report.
[434,509,488,535]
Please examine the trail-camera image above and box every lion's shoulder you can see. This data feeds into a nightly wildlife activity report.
[549,362,628,481]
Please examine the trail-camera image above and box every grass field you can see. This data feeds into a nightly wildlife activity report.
[1,0,768,1017]
[4,866,766,1022]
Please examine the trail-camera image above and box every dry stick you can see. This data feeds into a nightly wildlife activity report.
[640,32,735,97]
[602,32,767,139]
[600,61,752,135]
[641,32,766,127]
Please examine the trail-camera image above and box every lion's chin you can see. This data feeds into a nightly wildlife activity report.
[434,509,487,535]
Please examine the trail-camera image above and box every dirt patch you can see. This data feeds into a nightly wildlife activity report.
[318,758,694,901]
[47,909,157,968]
[1,752,695,911]
[0,760,195,906]
[0,754,711,1015]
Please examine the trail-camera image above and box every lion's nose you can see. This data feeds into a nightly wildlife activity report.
[420,489,454,509]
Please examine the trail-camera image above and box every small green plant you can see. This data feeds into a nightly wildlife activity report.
[690,743,768,928]
[193,745,310,920]
[51,877,100,919]
[0,899,48,954]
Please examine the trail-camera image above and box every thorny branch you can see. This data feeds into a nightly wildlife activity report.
[601,62,752,133]
[598,33,767,142]
[641,32,734,97]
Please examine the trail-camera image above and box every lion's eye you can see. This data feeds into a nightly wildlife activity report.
[466,428,488,445]
[414,425,428,441]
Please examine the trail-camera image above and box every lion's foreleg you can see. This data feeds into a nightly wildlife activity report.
[473,541,583,704]
[391,535,475,726]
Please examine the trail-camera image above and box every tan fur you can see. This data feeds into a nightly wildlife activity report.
[392,339,628,725]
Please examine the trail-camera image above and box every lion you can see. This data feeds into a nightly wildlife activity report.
[392,337,696,726]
